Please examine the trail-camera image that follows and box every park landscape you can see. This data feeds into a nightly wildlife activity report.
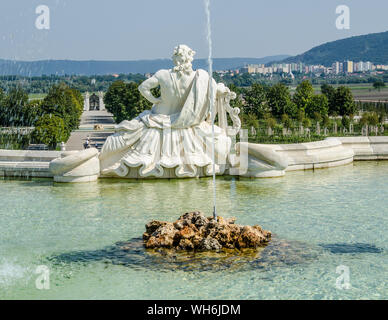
[0,1,387,301]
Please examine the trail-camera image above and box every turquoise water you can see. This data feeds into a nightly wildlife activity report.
[0,161,387,300]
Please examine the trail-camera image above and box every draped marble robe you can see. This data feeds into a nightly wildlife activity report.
[99,69,232,178]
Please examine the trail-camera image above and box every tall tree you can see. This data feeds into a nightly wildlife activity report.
[305,94,329,119]
[1,87,29,126]
[40,83,83,133]
[104,81,152,123]
[267,83,296,118]
[293,80,314,112]
[243,83,269,119]
[321,84,337,115]
[335,86,356,116]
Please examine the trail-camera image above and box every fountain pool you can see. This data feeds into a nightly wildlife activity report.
[0,161,387,299]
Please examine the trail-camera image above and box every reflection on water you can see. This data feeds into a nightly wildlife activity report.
[49,237,322,273]
[320,243,384,254]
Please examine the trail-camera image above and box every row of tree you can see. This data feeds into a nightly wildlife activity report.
[102,79,360,132]
[0,84,83,148]
[214,71,388,88]
[0,74,146,94]
[231,81,356,123]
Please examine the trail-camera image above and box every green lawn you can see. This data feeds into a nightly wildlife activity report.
[28,93,47,100]
[289,83,388,101]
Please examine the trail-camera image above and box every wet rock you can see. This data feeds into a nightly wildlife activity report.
[145,222,177,248]
[237,226,268,249]
[200,237,222,251]
[143,211,271,251]
[178,225,197,239]
[178,238,195,250]
[173,220,184,230]
[194,215,209,228]
[143,220,168,240]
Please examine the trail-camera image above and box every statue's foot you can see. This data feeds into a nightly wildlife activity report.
[230,142,288,178]
[49,148,100,183]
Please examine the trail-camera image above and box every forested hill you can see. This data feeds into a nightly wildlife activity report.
[0,55,289,76]
[282,31,388,66]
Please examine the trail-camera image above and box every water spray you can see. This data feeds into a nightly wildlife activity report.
[204,0,217,221]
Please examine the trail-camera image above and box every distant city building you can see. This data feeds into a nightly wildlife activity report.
[376,64,388,71]
[228,59,380,77]
[344,61,354,73]
[332,61,340,74]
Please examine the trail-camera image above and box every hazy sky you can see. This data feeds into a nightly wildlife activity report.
[0,0,387,61]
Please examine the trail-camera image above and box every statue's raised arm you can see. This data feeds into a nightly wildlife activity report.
[138,76,162,105]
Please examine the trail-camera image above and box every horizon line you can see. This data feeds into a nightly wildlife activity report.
[0,55,291,63]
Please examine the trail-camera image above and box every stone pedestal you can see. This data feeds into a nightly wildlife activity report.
[98,92,105,111]
[84,92,90,111]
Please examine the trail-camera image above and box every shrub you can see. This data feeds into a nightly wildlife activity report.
[322,114,330,128]
[360,113,369,126]
[368,112,379,126]
[265,117,277,129]
[313,112,322,123]
[341,116,350,128]
[302,118,312,128]
[281,114,293,129]
[242,113,259,128]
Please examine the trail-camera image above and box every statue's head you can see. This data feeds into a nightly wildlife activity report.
[172,45,195,74]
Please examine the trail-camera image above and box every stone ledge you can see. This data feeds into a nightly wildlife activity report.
[1,136,388,180]
[0,149,61,162]
[337,136,388,160]
[273,138,355,172]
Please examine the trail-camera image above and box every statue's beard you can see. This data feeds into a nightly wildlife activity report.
[173,62,193,75]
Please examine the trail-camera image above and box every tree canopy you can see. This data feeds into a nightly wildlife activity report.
[293,80,314,113]
[104,80,153,123]
[267,83,296,118]
[243,83,269,119]
[32,114,68,149]
[0,83,83,149]
[373,80,386,91]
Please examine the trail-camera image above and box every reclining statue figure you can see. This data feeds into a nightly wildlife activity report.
[49,45,288,182]
[99,44,240,178]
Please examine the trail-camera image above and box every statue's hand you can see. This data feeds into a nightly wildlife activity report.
[216,83,229,97]
[217,83,236,100]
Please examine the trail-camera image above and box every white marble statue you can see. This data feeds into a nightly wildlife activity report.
[84,92,90,111]
[49,45,289,182]
[99,45,238,178]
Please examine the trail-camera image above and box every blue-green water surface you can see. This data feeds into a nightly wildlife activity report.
[0,161,387,299]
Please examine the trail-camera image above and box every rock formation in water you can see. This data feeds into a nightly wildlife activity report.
[143,211,271,251]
